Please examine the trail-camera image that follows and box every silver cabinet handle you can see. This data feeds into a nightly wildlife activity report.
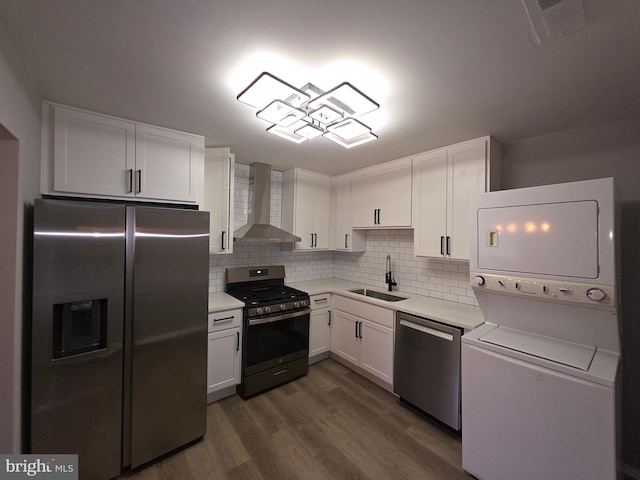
[221,231,226,250]
[213,315,235,323]
[314,297,328,303]
[136,169,142,193]
[440,236,445,255]
[446,236,451,256]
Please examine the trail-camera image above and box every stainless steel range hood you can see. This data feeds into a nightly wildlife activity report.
[233,162,301,243]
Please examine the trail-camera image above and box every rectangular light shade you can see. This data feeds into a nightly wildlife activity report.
[308,82,379,118]
[257,100,305,127]
[266,123,308,144]
[237,72,310,109]
[323,131,378,148]
[326,118,371,140]
[309,105,343,125]
[295,123,324,139]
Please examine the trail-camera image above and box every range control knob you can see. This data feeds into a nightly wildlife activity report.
[279,304,287,311]
[256,307,263,315]
[300,300,308,307]
[264,306,271,314]
[473,275,485,286]
[587,288,607,302]
[293,301,300,308]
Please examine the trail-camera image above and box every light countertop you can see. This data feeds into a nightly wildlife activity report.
[288,278,484,331]
[208,291,244,313]
[208,278,485,331]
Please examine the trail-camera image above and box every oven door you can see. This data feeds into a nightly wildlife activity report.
[244,307,310,375]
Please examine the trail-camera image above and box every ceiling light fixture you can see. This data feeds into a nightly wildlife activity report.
[237,72,379,148]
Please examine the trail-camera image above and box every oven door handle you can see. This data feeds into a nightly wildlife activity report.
[247,308,311,326]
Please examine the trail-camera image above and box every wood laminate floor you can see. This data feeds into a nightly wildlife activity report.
[124,359,473,480]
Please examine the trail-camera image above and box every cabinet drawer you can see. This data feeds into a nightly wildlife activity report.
[208,308,242,333]
[333,295,394,328]
[309,293,331,310]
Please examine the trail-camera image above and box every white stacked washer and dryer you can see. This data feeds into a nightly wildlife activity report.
[461,177,619,480]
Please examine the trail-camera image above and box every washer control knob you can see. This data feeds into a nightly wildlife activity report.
[473,275,486,286]
[279,304,287,311]
[587,288,607,302]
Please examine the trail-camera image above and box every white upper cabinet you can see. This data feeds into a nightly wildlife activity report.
[413,136,501,260]
[203,148,235,254]
[42,102,204,204]
[134,124,201,202]
[51,106,136,197]
[350,157,412,228]
[283,168,331,251]
[332,174,366,252]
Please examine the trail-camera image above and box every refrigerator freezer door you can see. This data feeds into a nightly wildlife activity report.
[31,199,125,480]
[127,206,209,468]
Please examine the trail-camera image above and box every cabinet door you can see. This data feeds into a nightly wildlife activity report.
[333,174,366,252]
[294,169,317,249]
[360,319,394,384]
[203,148,234,254]
[309,308,331,357]
[413,149,448,257]
[207,328,241,393]
[351,158,412,228]
[53,106,136,196]
[312,173,331,249]
[330,310,360,366]
[447,140,486,260]
[286,169,331,251]
[135,124,202,202]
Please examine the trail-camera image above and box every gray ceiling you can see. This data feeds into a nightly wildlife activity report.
[1,0,639,174]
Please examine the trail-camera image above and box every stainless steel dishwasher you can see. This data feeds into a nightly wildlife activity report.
[394,311,463,430]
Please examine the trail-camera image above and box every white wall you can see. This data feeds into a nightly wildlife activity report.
[0,20,43,452]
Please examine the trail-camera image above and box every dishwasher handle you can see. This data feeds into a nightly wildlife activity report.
[398,317,455,342]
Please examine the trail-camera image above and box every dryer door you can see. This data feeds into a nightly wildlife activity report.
[476,200,599,279]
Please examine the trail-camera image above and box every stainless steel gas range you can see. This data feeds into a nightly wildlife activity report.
[225,265,310,398]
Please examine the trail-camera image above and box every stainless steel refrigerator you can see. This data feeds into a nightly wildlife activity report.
[31,198,209,479]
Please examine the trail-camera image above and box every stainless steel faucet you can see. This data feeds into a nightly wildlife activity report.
[385,254,397,291]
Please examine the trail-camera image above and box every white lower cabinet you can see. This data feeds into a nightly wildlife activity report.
[308,294,331,363]
[207,308,242,402]
[331,295,394,387]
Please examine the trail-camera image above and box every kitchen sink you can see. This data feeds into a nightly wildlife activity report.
[347,288,407,302]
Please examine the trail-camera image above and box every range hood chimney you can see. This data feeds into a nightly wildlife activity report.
[233,163,301,243]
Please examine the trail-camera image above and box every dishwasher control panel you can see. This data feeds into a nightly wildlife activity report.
[470,272,616,309]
